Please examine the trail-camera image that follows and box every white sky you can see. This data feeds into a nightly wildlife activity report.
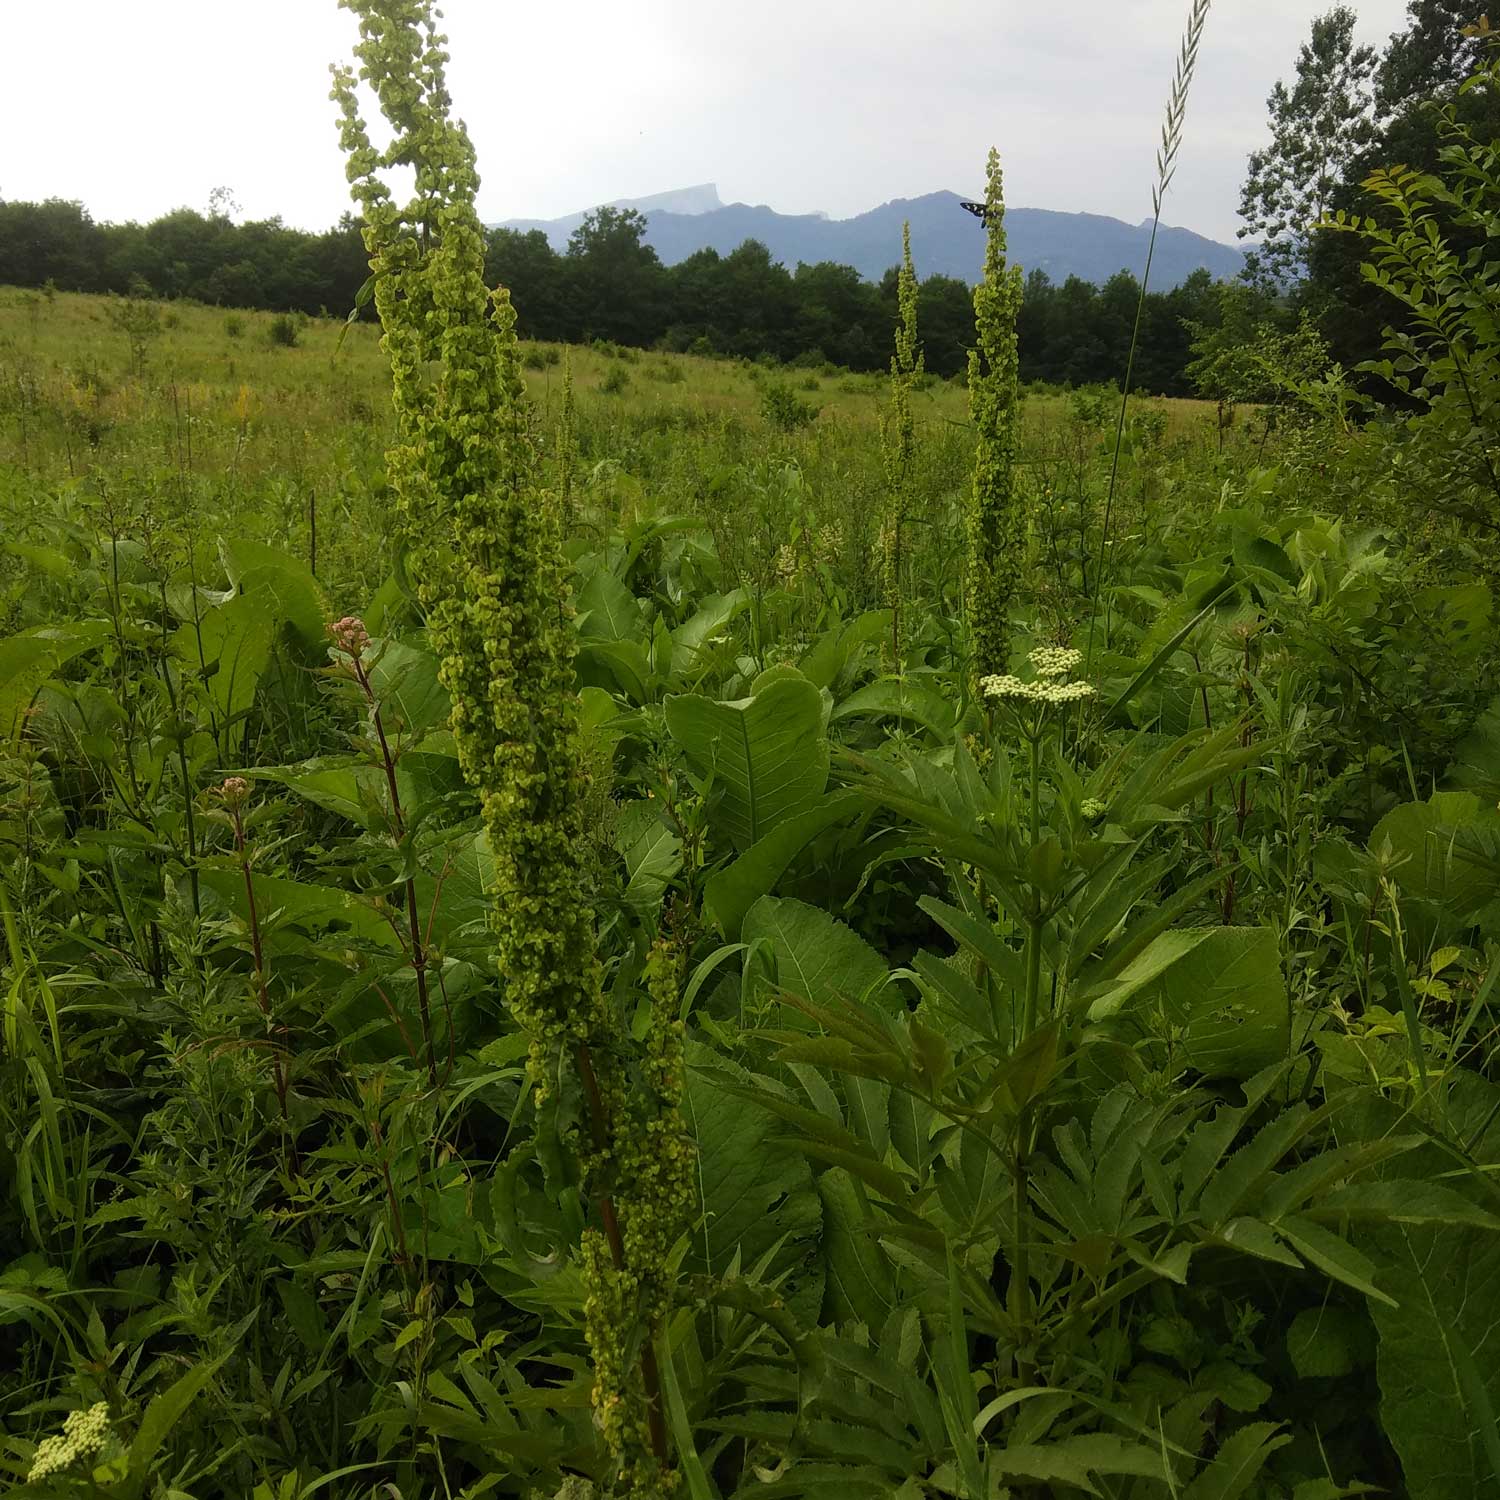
[4,0,1413,244]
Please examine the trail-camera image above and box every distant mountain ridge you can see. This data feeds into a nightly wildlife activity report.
[497,185,1244,288]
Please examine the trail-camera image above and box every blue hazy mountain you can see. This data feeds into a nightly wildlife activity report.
[498,185,1244,288]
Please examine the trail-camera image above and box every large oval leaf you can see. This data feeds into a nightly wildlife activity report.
[665,676,829,852]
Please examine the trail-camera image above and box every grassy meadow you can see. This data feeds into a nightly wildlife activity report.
[1,55,1499,1498]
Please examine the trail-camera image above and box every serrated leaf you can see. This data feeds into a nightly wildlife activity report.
[1182,1421,1290,1500]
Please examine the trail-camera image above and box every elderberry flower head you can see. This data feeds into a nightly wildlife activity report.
[1029,645,1083,679]
[28,1403,112,1482]
[981,674,1095,707]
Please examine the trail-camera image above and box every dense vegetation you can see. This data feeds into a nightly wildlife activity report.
[2,2,1500,1498]
[0,193,1240,389]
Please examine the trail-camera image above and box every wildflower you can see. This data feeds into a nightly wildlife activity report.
[328,615,371,660]
[981,674,1095,706]
[1029,645,1083,679]
[213,776,251,810]
[28,1403,112,1482]
[1081,797,1107,822]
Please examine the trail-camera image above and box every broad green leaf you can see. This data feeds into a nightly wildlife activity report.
[1161,927,1287,1078]
[578,636,652,700]
[0,620,112,749]
[704,791,862,938]
[1370,1221,1500,1500]
[666,677,829,851]
[831,678,956,737]
[1286,1305,1366,1379]
[365,638,452,734]
[1372,793,1500,926]
[800,609,890,692]
[671,587,748,677]
[576,565,645,643]
[817,1168,894,1328]
[617,800,683,913]
[220,536,330,654]
[195,867,394,950]
[988,1434,1168,1492]
[1084,927,1208,1020]
[1087,927,1286,1079]
[1445,693,1500,799]
[244,753,462,829]
[683,1044,824,1323]
[743,897,891,1012]
[175,592,274,751]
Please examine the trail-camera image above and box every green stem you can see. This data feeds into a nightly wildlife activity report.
[1023,727,1043,1039]
[1012,1110,1034,1389]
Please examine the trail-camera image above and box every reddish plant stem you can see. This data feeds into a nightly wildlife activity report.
[356,660,439,1088]
[231,809,294,1166]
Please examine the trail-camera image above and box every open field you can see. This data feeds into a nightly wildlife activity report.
[2,22,1499,1498]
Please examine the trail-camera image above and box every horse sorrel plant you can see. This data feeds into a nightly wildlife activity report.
[964,149,1025,690]
[331,4,691,1491]
[880,220,921,664]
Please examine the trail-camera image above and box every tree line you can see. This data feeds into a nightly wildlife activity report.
[0,195,1242,395]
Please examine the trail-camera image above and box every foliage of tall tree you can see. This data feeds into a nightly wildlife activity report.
[565,205,668,348]
[1377,0,1486,115]
[1238,6,1378,290]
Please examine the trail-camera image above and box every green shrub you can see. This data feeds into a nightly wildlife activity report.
[759,378,819,431]
[267,313,300,348]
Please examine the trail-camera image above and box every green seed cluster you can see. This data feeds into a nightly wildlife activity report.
[582,939,694,1497]
[880,221,921,641]
[331,0,607,1074]
[619,940,694,1304]
[331,10,691,1491]
[966,149,1026,688]
[28,1403,112,1482]
[582,1231,670,1497]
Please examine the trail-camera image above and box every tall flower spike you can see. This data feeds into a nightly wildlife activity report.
[331,7,685,1492]
[966,149,1026,690]
[880,220,921,661]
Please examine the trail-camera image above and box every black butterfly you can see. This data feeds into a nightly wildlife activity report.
[960,200,996,224]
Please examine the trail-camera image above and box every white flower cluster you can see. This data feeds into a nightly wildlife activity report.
[28,1403,111,1482]
[1029,645,1084,679]
[981,643,1095,709]
[981,673,1095,706]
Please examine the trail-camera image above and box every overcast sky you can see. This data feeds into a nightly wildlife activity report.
[5,1,1414,245]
